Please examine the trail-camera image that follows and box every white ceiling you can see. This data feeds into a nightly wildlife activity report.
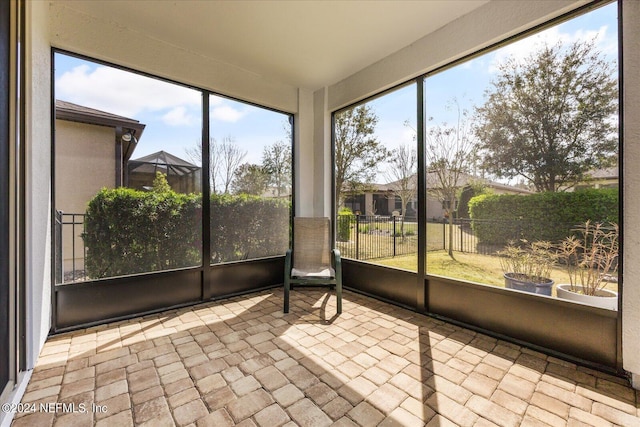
[54,0,489,90]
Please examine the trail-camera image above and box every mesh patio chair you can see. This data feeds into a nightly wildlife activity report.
[284,217,342,314]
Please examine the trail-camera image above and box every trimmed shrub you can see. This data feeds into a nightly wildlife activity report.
[84,176,290,277]
[337,207,354,242]
[468,188,618,244]
[83,186,202,279]
[209,194,290,263]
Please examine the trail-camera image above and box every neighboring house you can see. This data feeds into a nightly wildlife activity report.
[55,100,146,215]
[55,100,145,277]
[261,186,292,199]
[344,171,533,219]
[572,166,619,191]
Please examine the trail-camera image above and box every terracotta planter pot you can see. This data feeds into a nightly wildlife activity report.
[556,283,618,311]
[504,273,554,296]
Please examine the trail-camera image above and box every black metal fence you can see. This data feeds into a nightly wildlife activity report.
[444,218,505,256]
[335,215,537,261]
[56,211,591,278]
[55,211,86,284]
[336,215,418,261]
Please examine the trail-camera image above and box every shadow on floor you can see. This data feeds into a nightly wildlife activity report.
[11,288,640,426]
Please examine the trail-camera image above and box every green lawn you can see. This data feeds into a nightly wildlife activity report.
[337,219,619,295]
[372,250,619,295]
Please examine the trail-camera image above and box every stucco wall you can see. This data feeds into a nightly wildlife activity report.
[313,87,332,218]
[25,0,51,368]
[55,120,115,272]
[295,89,314,217]
[55,120,115,214]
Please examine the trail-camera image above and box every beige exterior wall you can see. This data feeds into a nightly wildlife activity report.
[55,119,115,214]
[426,197,444,220]
[55,119,116,273]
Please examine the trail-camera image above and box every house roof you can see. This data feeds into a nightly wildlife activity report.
[56,99,146,142]
[371,171,533,195]
[586,166,618,180]
[129,150,200,177]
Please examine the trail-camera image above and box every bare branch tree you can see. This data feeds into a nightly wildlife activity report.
[425,100,478,257]
[386,144,417,236]
[218,137,247,194]
[185,139,218,194]
[186,136,246,194]
[386,144,417,216]
[262,141,291,197]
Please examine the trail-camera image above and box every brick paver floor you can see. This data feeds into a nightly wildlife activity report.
[11,288,640,426]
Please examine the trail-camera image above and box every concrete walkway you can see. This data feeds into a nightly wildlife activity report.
[11,289,640,426]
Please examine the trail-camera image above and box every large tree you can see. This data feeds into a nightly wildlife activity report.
[262,141,291,197]
[334,105,388,207]
[231,163,269,195]
[475,40,618,192]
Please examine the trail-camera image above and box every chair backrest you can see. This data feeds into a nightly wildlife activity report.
[293,217,331,271]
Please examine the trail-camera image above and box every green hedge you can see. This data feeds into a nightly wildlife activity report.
[209,194,290,263]
[337,207,354,242]
[468,189,618,244]
[83,187,202,279]
[84,187,290,278]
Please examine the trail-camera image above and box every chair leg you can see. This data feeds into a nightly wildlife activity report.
[336,279,342,314]
[284,276,290,313]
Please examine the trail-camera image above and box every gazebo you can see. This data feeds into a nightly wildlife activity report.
[127,150,201,194]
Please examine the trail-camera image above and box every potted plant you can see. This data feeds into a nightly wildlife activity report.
[498,240,556,296]
[556,221,619,310]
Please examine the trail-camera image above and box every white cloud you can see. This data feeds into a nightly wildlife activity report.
[209,95,226,107]
[56,64,201,118]
[487,25,615,74]
[162,106,196,126]
[211,105,248,123]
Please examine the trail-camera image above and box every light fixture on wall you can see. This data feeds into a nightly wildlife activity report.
[121,131,138,160]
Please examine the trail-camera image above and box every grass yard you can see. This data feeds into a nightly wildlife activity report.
[337,218,619,296]
[373,250,619,296]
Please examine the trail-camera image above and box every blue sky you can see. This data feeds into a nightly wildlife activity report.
[54,2,616,173]
[54,55,290,166]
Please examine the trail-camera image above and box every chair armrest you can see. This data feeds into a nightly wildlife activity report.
[332,249,342,295]
[331,248,341,269]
